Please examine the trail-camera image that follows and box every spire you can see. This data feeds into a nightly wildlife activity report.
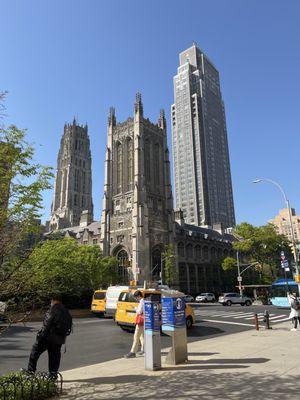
[108,107,116,126]
[134,92,143,116]
[73,116,76,126]
[158,109,166,130]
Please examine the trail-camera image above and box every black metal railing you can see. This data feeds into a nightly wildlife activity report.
[0,371,63,400]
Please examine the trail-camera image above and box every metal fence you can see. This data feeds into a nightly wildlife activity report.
[0,372,63,400]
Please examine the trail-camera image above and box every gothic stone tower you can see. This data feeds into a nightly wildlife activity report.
[48,119,93,230]
[100,94,174,284]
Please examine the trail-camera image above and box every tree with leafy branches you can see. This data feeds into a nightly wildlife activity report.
[1,238,119,309]
[222,222,292,283]
[161,243,176,287]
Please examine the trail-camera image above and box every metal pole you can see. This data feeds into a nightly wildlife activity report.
[253,178,300,295]
[254,313,259,330]
[161,256,163,286]
[236,251,242,295]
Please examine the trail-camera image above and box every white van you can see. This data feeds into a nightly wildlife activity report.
[105,286,129,317]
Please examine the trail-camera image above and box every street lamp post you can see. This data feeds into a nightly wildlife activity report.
[236,250,259,296]
[253,178,300,293]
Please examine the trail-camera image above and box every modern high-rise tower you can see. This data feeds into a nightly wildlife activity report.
[48,119,93,230]
[171,43,235,229]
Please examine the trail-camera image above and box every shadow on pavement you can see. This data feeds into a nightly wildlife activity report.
[61,369,300,400]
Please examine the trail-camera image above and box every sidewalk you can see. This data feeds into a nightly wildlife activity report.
[60,321,300,400]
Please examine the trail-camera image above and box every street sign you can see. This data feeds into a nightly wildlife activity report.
[237,276,242,282]
[281,260,289,268]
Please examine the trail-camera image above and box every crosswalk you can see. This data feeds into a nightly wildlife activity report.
[194,309,290,325]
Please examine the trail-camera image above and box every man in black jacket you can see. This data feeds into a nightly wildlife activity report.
[24,295,72,378]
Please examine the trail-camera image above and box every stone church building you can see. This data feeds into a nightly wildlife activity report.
[48,96,238,294]
[99,94,174,283]
[47,119,93,231]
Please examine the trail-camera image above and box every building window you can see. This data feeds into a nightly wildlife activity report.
[93,239,98,245]
[127,138,133,190]
[154,143,160,188]
[118,221,124,228]
[178,242,185,257]
[145,140,151,182]
[116,142,122,192]
[117,235,124,243]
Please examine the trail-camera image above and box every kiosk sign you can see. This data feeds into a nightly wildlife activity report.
[144,301,160,332]
[162,297,185,330]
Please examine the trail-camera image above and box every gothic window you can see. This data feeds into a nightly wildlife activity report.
[116,249,129,284]
[127,138,133,190]
[186,244,193,259]
[151,248,162,281]
[154,143,160,188]
[203,246,209,260]
[195,245,201,259]
[178,242,185,257]
[116,142,122,193]
[145,140,151,182]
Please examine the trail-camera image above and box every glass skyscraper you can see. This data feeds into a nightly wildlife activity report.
[171,43,235,229]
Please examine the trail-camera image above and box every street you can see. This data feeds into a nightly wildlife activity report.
[0,304,290,376]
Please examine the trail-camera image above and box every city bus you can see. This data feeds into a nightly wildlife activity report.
[270,278,299,307]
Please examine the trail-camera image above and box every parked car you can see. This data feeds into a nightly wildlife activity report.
[183,294,194,303]
[115,289,196,331]
[91,290,107,316]
[218,293,252,306]
[195,293,216,303]
[0,301,7,322]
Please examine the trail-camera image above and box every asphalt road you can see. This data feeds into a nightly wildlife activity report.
[0,304,290,376]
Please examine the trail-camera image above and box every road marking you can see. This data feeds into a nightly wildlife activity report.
[232,313,257,318]
[269,314,287,320]
[197,319,258,327]
[271,317,290,323]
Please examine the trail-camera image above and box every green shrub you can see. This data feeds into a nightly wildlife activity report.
[0,372,59,399]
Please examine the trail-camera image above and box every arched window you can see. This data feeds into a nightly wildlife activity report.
[154,143,160,188]
[211,247,216,261]
[127,138,133,190]
[178,242,185,257]
[151,248,162,281]
[186,244,193,259]
[145,140,151,182]
[203,246,209,260]
[195,245,201,259]
[116,249,129,283]
[116,142,122,193]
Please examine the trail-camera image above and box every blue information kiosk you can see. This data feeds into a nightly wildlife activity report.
[162,291,188,365]
[144,294,161,371]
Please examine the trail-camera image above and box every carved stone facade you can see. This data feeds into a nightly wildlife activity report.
[100,94,174,283]
[48,119,93,231]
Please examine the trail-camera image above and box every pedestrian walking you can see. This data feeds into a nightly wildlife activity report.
[288,292,300,331]
[124,290,144,358]
[22,295,73,378]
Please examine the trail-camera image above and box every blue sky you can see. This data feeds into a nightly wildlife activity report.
[1,0,300,226]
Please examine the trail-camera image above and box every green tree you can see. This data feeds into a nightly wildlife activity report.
[1,239,118,308]
[222,222,292,282]
[162,244,176,287]
[0,123,53,270]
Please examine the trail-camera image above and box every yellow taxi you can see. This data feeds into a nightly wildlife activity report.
[91,290,107,316]
[115,289,196,331]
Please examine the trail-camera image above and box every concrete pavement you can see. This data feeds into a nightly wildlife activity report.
[59,321,300,400]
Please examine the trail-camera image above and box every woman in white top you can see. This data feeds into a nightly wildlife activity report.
[124,290,144,358]
[288,292,300,331]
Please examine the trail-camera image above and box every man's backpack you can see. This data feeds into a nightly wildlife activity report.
[55,309,73,337]
[292,298,300,311]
